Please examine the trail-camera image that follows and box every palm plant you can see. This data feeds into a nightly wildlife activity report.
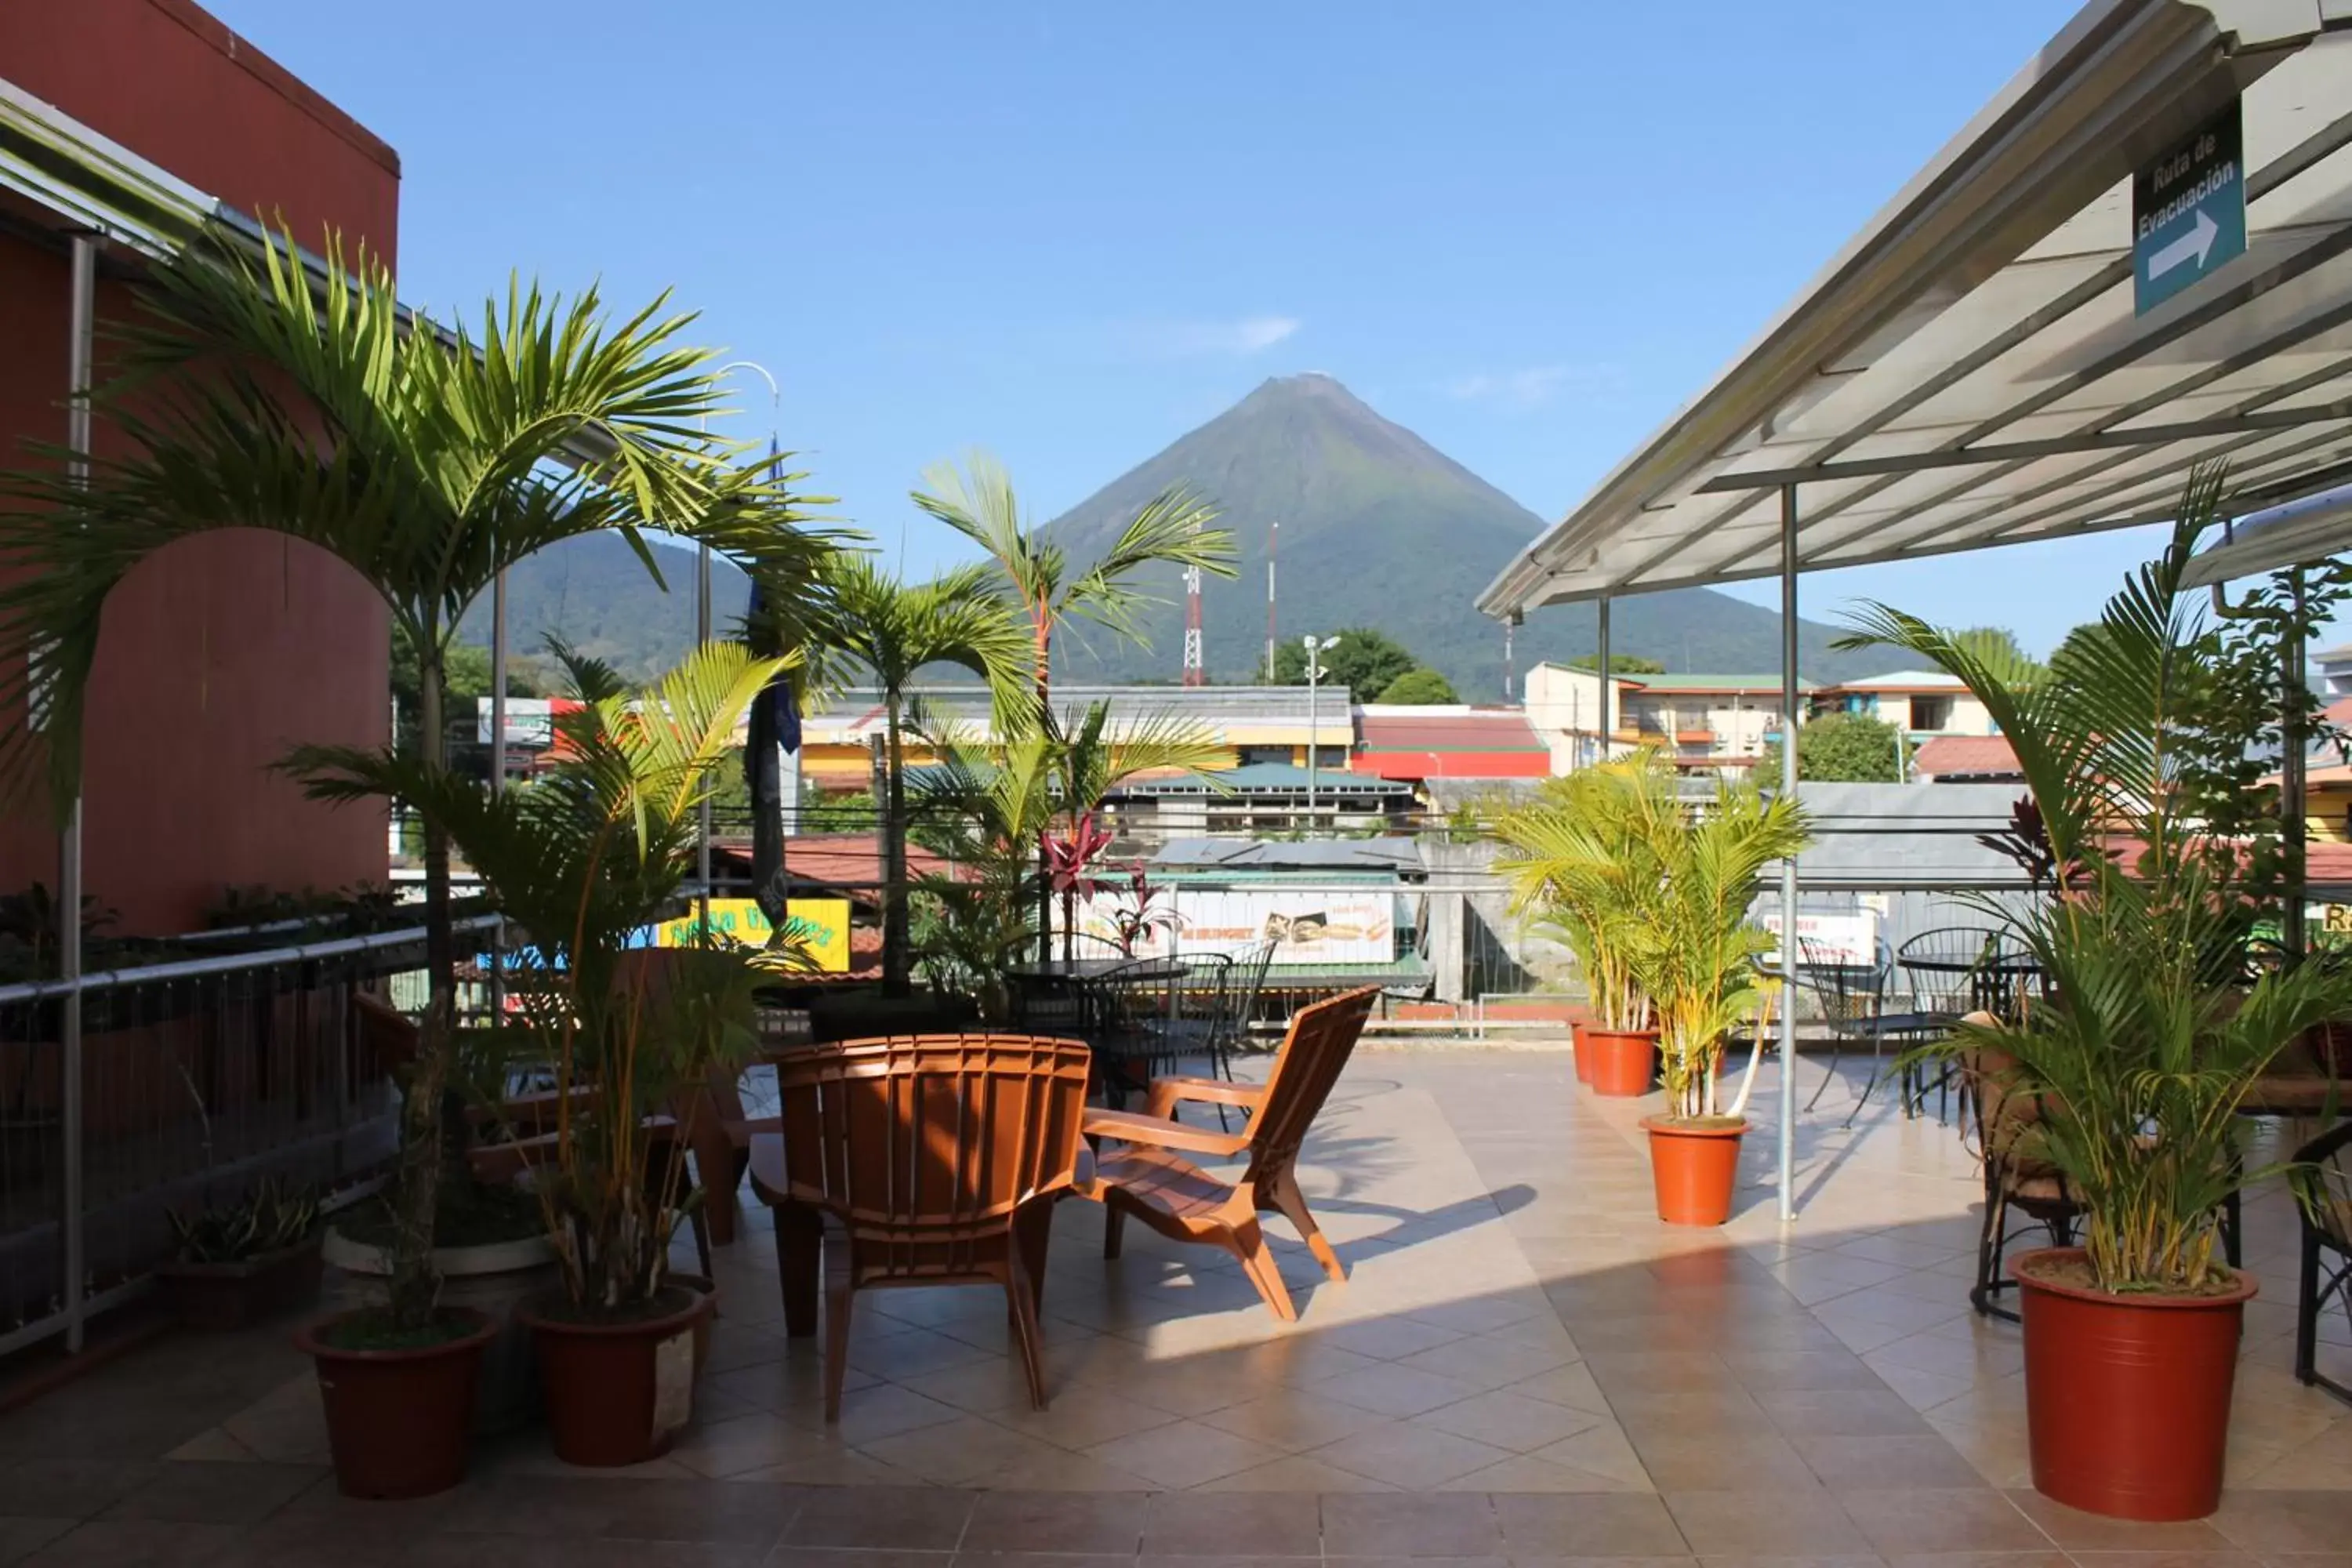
[1843,463,2352,1294]
[0,222,834,1329]
[911,452,1236,699]
[1491,756,1678,1033]
[1621,777,1810,1121]
[290,643,807,1314]
[809,556,1029,993]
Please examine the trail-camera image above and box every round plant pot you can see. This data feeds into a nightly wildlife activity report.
[1571,1020,1595,1086]
[519,1287,702,1468]
[321,1225,557,1434]
[1583,1028,1659,1097]
[1642,1116,1747,1225]
[295,1307,495,1500]
[668,1270,719,1377]
[158,1237,324,1330]
[2014,1247,2256,1521]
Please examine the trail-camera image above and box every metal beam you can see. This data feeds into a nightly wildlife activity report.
[60,230,96,1354]
[1777,484,1800,1226]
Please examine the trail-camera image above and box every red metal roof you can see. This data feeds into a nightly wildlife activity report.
[1359,712,1547,753]
[1911,735,2020,780]
[707,833,952,891]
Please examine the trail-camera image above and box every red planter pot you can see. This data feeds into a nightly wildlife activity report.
[2015,1247,2256,1521]
[521,1287,703,1467]
[1641,1116,1746,1225]
[1571,1020,1595,1086]
[1583,1028,1658,1097]
[296,1307,495,1500]
[161,1239,323,1330]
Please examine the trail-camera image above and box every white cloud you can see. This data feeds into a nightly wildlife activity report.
[1120,314,1301,358]
[1443,363,1621,411]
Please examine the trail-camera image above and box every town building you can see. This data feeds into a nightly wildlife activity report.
[1813,670,1999,742]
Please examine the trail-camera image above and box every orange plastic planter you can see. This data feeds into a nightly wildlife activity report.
[1641,1116,1746,1225]
[1571,1019,1595,1085]
[1582,1028,1657,1097]
[2016,1247,2256,1521]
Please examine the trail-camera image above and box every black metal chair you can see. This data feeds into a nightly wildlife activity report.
[2292,1117,2352,1406]
[1795,936,1944,1123]
[1959,1039,2082,1323]
[1893,927,2040,1121]
[1220,939,1279,1077]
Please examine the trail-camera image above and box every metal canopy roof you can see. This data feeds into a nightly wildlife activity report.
[1479,0,2352,616]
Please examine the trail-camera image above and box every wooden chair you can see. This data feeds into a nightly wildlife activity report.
[1076,985,1379,1322]
[747,1033,1092,1420]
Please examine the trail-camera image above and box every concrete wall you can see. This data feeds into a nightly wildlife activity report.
[0,0,397,932]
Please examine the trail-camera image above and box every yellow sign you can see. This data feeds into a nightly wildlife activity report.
[655,898,851,973]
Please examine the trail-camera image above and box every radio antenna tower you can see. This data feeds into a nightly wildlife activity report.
[1181,507,1206,686]
[1264,520,1279,681]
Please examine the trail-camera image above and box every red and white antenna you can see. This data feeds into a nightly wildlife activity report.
[1181,554,1204,686]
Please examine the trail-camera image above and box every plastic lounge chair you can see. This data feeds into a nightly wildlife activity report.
[746,1033,1092,1420]
[1075,985,1379,1322]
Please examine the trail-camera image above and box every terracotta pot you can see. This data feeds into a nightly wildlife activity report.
[1583,1027,1658,1097]
[1641,1116,1746,1225]
[520,1287,702,1467]
[668,1270,720,1377]
[295,1307,495,1500]
[322,1225,558,1434]
[159,1237,323,1330]
[2015,1247,2256,1521]
[1571,1020,1595,1086]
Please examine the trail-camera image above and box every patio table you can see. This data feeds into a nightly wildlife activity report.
[2221,1058,2342,1268]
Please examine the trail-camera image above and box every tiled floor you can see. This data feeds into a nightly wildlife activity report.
[2,1046,2347,1564]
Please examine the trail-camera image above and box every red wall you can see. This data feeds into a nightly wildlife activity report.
[0,1,397,933]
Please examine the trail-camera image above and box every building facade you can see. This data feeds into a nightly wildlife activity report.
[0,1,397,933]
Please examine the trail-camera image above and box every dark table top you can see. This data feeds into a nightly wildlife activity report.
[1004,956,1188,984]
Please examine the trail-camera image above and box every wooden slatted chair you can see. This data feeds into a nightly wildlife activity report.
[1076,985,1379,1321]
[747,1033,1093,1420]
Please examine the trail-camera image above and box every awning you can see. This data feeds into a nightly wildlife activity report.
[1479,1,2352,616]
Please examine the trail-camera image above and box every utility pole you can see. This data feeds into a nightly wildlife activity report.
[1303,634,1337,829]
[1265,521,1279,683]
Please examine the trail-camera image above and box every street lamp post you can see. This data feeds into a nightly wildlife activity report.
[1303,634,1338,829]
[696,361,779,935]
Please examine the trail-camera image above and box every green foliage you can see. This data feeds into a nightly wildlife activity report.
[1762,710,1901,782]
[1947,627,2047,689]
[1566,653,1666,675]
[1841,464,2352,1294]
[1272,627,1417,696]
[289,643,812,1315]
[169,1178,318,1264]
[1375,666,1459,704]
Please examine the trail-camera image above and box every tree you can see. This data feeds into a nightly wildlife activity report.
[1761,710,1901,782]
[1948,627,2047,688]
[1376,667,1459,704]
[0,223,833,1331]
[912,452,1235,702]
[811,555,1029,993]
[911,453,1235,955]
[1566,653,1666,675]
[392,624,541,757]
[1272,626,1417,696]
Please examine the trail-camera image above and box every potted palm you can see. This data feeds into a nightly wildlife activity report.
[1494,757,1673,1096]
[1624,778,1809,1225]
[158,1178,323,1329]
[1849,464,2352,1520]
[294,643,808,1468]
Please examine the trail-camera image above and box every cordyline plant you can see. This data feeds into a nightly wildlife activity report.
[1843,463,2352,1294]
[0,220,834,1330]
[291,643,813,1314]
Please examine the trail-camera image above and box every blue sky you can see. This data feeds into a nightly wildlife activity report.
[209,0,2211,657]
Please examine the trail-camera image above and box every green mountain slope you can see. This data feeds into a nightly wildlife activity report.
[1044,373,1898,695]
[453,374,1901,697]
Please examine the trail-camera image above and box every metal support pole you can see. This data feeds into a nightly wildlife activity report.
[1596,595,1613,761]
[488,572,507,1018]
[1777,484,1801,1225]
[1306,651,1319,826]
[697,543,713,933]
[61,233,97,1352]
[2285,568,2310,961]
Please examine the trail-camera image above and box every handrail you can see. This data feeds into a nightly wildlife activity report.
[0,913,503,1004]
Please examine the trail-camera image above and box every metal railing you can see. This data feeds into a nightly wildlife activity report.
[0,913,499,1358]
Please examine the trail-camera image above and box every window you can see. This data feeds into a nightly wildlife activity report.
[1909,695,1955,731]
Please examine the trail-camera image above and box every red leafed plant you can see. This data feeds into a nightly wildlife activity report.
[1040,811,1116,959]
[1109,862,1181,957]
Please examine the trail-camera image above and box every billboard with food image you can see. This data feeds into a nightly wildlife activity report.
[1076,888,1395,964]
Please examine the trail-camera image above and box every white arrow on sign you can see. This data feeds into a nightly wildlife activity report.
[2148,207,2220,282]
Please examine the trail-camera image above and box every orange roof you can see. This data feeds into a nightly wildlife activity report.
[1911,735,2020,779]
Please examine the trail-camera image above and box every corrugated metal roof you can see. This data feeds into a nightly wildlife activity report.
[806,685,1353,739]
[1911,735,2024,779]
[1478,3,2352,615]
[1152,837,1425,874]
[1358,712,1548,753]
[1115,764,1416,797]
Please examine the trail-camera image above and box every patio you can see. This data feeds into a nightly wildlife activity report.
[2,1044,2344,1565]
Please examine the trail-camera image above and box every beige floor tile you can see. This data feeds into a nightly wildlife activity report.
[1411,1389,1605,1452]
[1307,1421,1515,1488]
[1083,1419,1286,1489]
[1196,1392,1395,1453]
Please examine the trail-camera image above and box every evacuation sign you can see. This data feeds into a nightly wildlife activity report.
[2134,98,2245,315]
